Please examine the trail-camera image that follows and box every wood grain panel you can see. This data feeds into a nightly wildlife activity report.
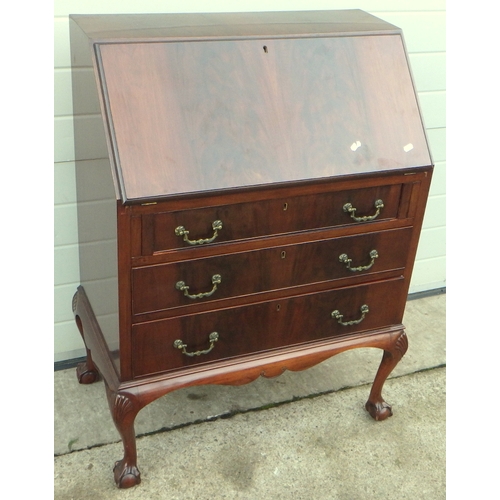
[131,277,406,377]
[132,227,412,316]
[142,183,403,254]
[98,34,430,200]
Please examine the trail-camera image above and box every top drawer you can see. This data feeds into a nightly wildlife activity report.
[141,183,404,255]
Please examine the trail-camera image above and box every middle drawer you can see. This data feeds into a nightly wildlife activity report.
[132,227,412,317]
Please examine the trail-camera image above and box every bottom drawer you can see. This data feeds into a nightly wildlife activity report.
[131,278,406,378]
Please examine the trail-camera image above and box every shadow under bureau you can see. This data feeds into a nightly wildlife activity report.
[69,10,433,488]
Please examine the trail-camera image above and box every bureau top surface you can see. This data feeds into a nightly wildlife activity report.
[70,10,400,41]
[71,10,432,203]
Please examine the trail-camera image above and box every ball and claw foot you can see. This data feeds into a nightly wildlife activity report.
[365,399,393,421]
[76,361,99,384]
[114,459,141,488]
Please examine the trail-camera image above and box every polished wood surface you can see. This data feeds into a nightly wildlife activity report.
[98,34,429,201]
[70,11,433,488]
[141,181,404,253]
[131,278,406,378]
[71,10,400,41]
[132,228,411,318]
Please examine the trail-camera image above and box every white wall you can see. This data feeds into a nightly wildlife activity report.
[54,0,446,362]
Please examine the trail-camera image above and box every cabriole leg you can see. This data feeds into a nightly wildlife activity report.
[73,291,99,384]
[105,384,142,488]
[76,346,100,384]
[365,331,408,421]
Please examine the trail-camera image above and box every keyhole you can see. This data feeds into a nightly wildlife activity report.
[281,251,286,259]
[263,45,268,53]
[276,304,281,311]
[283,202,288,211]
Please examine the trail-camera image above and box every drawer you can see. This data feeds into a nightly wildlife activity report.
[131,277,406,378]
[132,227,412,316]
[141,183,403,254]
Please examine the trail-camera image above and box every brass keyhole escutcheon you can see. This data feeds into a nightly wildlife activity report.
[281,251,286,259]
[283,202,288,211]
[276,304,281,312]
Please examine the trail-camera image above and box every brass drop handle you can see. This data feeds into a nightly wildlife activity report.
[343,199,384,222]
[331,304,369,326]
[176,274,222,300]
[173,332,219,357]
[339,250,379,272]
[175,220,223,245]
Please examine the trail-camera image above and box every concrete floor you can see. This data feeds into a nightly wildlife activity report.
[54,292,445,499]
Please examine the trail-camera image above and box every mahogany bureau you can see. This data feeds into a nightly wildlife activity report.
[69,10,433,488]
